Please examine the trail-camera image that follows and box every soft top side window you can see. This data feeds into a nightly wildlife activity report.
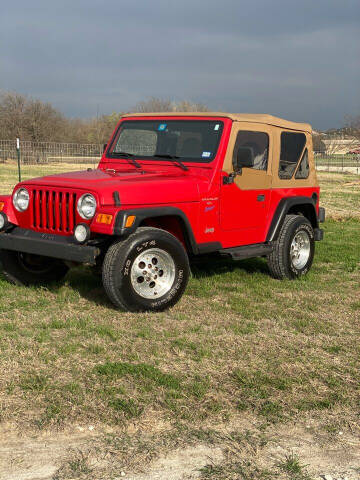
[279,132,306,179]
[233,131,269,172]
[295,149,310,179]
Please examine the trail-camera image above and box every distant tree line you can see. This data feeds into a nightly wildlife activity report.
[1,91,358,150]
[0,92,208,144]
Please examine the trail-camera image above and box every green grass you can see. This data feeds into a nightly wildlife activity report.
[95,361,181,390]
[0,218,358,431]
[276,453,313,480]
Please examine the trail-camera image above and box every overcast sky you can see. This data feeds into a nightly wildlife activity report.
[1,0,359,130]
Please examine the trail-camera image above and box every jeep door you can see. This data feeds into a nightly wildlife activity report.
[220,123,272,247]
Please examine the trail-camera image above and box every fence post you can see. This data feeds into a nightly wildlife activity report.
[16,138,21,182]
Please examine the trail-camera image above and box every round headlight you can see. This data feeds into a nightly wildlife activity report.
[13,188,30,212]
[77,194,97,220]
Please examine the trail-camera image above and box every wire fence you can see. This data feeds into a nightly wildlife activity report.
[0,140,102,195]
[314,152,360,174]
[0,139,102,165]
[0,140,359,195]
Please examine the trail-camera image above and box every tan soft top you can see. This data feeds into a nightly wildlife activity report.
[123,112,312,133]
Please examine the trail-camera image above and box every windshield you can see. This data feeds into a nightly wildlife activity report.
[107,120,224,163]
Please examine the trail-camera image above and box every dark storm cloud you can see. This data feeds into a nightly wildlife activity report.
[1,0,359,129]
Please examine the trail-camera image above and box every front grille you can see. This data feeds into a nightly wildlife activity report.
[31,189,77,234]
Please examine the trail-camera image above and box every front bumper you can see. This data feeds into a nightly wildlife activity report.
[0,228,100,265]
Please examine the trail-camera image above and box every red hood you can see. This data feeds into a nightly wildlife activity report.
[20,168,204,206]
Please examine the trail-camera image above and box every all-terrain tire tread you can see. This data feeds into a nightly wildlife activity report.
[102,237,130,311]
[102,227,189,311]
[267,214,310,279]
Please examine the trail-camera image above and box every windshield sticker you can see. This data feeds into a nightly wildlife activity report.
[202,151,211,158]
[158,124,167,131]
[214,124,220,131]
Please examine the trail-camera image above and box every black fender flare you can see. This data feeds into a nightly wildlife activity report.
[113,206,200,254]
[266,196,319,242]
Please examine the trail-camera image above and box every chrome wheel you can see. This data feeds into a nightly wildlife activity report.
[290,230,310,269]
[130,248,176,299]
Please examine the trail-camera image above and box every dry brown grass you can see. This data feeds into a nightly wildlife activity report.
[0,161,97,195]
[0,169,359,479]
[318,171,360,219]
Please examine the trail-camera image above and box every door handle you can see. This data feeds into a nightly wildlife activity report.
[257,194,265,202]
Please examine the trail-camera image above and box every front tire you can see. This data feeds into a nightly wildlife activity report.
[0,250,69,286]
[267,215,315,279]
[102,227,189,312]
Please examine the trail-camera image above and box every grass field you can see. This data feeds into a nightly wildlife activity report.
[0,161,97,195]
[0,169,359,479]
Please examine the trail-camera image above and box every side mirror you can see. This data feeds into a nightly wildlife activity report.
[234,146,255,173]
[103,143,108,153]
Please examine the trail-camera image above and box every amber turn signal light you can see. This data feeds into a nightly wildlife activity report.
[96,214,113,225]
[125,215,136,228]
[0,202,4,211]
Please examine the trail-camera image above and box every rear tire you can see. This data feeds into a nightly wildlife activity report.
[0,250,69,286]
[102,227,189,312]
[267,215,315,279]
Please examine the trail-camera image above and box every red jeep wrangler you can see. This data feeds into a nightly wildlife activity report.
[0,113,325,311]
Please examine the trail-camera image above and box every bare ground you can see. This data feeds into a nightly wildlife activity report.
[1,413,359,480]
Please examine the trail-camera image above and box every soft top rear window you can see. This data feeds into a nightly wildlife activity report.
[279,132,307,179]
[107,120,224,163]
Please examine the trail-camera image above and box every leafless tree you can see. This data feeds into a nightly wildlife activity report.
[0,91,66,142]
[0,92,210,144]
[133,97,173,113]
[132,97,209,113]
[344,114,360,142]
[0,92,28,139]
[174,100,209,112]
[24,99,66,142]
[312,133,326,153]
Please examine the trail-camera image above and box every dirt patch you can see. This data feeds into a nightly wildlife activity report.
[0,418,359,480]
[0,429,223,480]
[127,445,223,480]
[263,423,360,480]
[0,430,88,480]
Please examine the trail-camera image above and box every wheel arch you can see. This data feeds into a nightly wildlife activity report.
[114,207,198,255]
[266,196,318,242]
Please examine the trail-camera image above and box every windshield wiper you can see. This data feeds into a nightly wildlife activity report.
[153,154,189,171]
[113,151,142,169]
